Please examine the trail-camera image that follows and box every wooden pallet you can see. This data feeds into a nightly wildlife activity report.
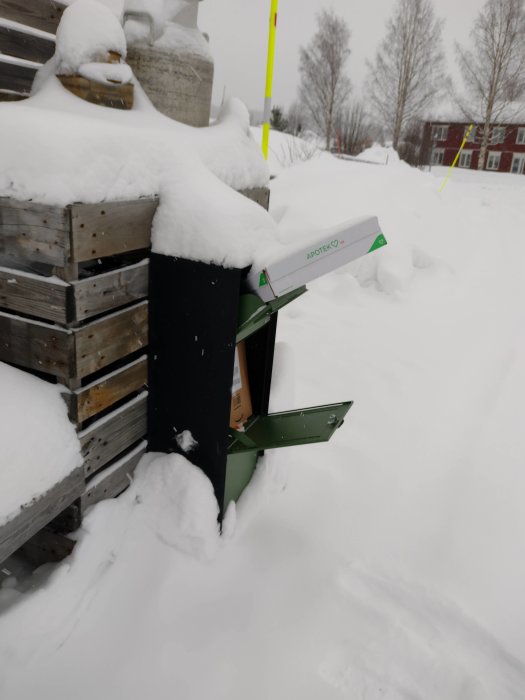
[0,196,157,560]
[0,196,157,274]
[0,467,83,564]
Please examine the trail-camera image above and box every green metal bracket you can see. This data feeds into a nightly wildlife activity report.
[236,286,307,343]
[228,401,353,454]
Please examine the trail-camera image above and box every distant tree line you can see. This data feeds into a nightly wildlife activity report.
[270,0,525,167]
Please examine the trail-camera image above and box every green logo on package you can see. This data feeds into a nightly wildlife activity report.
[259,271,268,287]
[368,234,387,252]
[306,240,341,260]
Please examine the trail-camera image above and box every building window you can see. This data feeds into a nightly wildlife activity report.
[459,150,473,168]
[431,148,444,165]
[511,154,525,174]
[490,126,506,144]
[516,128,525,145]
[432,125,448,141]
[464,125,477,142]
[486,152,501,170]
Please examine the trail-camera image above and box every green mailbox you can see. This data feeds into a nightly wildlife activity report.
[148,260,352,521]
[147,201,385,522]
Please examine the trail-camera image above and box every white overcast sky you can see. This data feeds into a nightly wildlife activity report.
[199,0,487,112]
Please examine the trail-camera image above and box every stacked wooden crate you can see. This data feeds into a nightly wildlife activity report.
[0,195,157,528]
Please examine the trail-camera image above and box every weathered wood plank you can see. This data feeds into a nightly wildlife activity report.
[0,25,54,63]
[0,311,72,376]
[72,355,147,423]
[0,58,36,94]
[0,197,70,267]
[0,266,69,323]
[70,198,157,262]
[0,197,68,228]
[58,74,134,111]
[71,259,148,321]
[81,441,146,511]
[0,0,66,34]
[79,393,147,477]
[0,466,83,564]
[0,88,26,101]
[73,301,148,378]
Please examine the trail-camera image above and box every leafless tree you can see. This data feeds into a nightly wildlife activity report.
[286,100,305,136]
[365,0,445,151]
[334,102,373,155]
[456,0,525,169]
[398,119,425,166]
[298,9,352,150]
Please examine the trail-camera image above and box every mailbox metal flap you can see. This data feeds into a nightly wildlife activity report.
[228,401,353,454]
[236,286,307,343]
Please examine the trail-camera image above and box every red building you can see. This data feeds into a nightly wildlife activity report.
[421,120,525,174]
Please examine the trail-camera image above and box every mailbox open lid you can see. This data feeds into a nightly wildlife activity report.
[222,287,353,508]
[247,215,387,302]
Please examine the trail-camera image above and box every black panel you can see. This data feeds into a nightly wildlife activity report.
[245,313,278,418]
[148,254,242,517]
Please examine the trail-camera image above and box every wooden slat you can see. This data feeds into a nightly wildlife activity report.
[0,197,70,267]
[70,198,157,262]
[0,0,66,34]
[0,311,72,376]
[0,266,69,323]
[79,393,147,477]
[73,301,148,378]
[72,355,147,423]
[81,441,146,511]
[0,24,54,63]
[71,259,148,322]
[0,467,83,564]
[58,74,134,111]
[0,58,36,94]
[0,88,26,101]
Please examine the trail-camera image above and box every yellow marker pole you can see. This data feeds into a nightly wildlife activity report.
[439,124,474,192]
[262,0,279,160]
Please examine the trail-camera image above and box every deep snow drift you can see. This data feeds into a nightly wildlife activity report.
[1,136,525,698]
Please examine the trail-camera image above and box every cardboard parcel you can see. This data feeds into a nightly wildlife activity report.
[230,341,252,430]
[248,215,387,302]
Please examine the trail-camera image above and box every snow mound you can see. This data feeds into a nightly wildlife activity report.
[356,144,403,166]
[0,362,82,525]
[55,0,127,74]
[134,453,220,558]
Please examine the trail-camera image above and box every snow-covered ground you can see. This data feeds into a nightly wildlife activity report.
[1,131,525,698]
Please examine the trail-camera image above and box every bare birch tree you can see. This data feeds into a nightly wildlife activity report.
[456,0,525,170]
[366,0,445,150]
[298,10,352,150]
[334,102,373,155]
